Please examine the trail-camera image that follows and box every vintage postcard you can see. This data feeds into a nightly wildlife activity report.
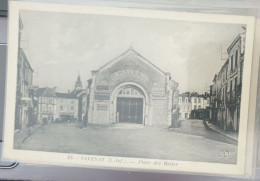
[3,1,257,177]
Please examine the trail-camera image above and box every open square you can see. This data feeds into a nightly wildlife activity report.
[16,119,237,164]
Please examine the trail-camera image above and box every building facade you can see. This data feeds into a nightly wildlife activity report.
[178,92,209,120]
[36,87,79,123]
[190,92,209,110]
[178,92,192,120]
[15,17,34,130]
[36,87,57,123]
[209,31,245,132]
[226,32,245,132]
[56,93,78,122]
[86,49,179,127]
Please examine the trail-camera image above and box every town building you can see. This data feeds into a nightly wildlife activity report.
[209,60,229,128]
[209,31,245,132]
[178,92,209,120]
[226,31,245,132]
[35,76,85,123]
[190,92,209,110]
[178,92,192,120]
[56,92,78,122]
[85,48,179,127]
[15,17,34,130]
[35,87,57,123]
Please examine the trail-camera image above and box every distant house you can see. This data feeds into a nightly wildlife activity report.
[56,92,78,122]
[35,87,57,123]
[178,92,192,120]
[178,92,209,120]
[35,76,85,123]
[190,92,209,110]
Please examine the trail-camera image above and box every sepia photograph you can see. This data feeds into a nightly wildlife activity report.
[3,1,257,176]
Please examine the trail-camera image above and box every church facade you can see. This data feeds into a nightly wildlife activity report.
[85,49,179,127]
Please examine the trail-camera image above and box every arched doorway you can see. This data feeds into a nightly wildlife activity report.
[111,83,148,125]
[116,85,144,124]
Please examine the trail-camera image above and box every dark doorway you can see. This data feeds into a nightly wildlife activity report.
[116,97,143,124]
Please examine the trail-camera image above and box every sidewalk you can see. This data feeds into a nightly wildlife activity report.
[204,121,238,143]
[14,124,42,148]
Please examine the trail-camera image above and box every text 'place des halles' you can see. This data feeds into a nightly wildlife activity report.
[14,15,245,164]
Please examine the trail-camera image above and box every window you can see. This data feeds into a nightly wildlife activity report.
[235,49,238,68]
[42,105,46,112]
[48,106,52,112]
[235,77,237,92]
[185,98,188,103]
[198,105,201,109]
[226,67,228,80]
[230,80,233,92]
[198,98,201,103]
[194,98,197,103]
[231,55,234,71]
[71,100,74,104]
[60,106,63,111]
[179,97,182,103]
[194,105,197,110]
[49,99,52,104]
[222,88,224,100]
[42,98,47,104]
[71,106,74,111]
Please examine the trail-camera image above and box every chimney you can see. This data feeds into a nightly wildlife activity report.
[165,72,171,84]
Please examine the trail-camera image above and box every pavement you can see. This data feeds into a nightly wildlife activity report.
[15,119,237,164]
[204,121,238,143]
[14,124,41,149]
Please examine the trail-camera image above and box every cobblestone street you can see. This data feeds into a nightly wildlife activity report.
[16,119,237,164]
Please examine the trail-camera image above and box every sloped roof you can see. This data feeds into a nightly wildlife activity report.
[227,32,245,53]
[72,89,86,96]
[35,87,78,99]
[97,48,166,76]
[190,92,206,98]
[56,92,78,99]
[179,92,191,102]
[35,87,56,97]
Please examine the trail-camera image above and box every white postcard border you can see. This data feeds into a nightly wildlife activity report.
[2,1,256,176]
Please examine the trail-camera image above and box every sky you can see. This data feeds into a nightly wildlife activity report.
[20,10,244,94]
